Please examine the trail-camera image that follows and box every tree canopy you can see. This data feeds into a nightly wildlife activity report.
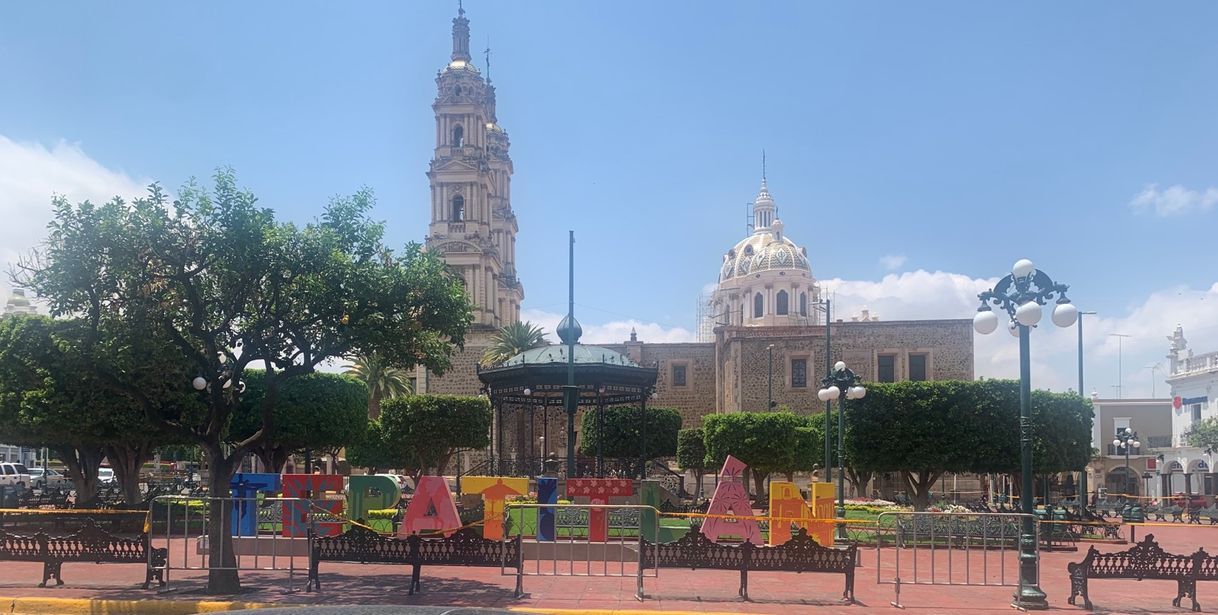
[344,353,412,419]
[230,370,369,472]
[14,170,473,591]
[0,314,192,505]
[481,321,548,366]
[1186,416,1218,453]
[373,395,492,476]
[578,406,681,460]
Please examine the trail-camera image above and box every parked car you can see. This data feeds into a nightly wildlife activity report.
[0,462,31,489]
[1171,492,1210,508]
[97,467,116,485]
[28,467,72,490]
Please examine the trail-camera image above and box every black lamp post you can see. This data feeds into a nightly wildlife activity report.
[974,258,1077,611]
[1112,429,1141,499]
[817,361,865,543]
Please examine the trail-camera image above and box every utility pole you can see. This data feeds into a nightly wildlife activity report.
[1109,333,1131,398]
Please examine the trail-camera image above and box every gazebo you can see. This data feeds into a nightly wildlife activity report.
[477,314,658,479]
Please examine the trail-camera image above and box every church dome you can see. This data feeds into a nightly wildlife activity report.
[719,226,811,282]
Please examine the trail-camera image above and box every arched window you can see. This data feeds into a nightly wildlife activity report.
[753,292,764,318]
[776,290,789,315]
[800,293,808,316]
[451,195,465,221]
[452,124,464,147]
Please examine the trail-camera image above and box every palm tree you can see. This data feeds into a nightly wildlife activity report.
[345,352,413,419]
[481,321,549,366]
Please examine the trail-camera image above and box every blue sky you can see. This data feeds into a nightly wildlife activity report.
[2,1,1217,397]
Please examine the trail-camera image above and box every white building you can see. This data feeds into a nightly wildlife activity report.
[1161,325,1217,498]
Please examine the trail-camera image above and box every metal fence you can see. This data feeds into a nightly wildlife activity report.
[504,502,659,601]
[149,495,322,591]
[876,511,1036,609]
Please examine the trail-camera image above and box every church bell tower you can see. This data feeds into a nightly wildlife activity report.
[425,5,523,331]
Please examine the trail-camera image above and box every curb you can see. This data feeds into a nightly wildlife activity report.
[513,609,763,615]
[1,596,272,614]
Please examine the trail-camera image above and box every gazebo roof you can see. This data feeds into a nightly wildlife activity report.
[501,344,640,368]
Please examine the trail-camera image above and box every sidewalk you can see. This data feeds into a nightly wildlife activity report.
[1,523,1212,614]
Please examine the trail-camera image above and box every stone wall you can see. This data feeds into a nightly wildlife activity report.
[601,342,717,429]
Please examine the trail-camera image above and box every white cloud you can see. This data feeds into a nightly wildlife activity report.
[1130,183,1218,217]
[520,308,697,345]
[878,254,908,271]
[0,134,149,308]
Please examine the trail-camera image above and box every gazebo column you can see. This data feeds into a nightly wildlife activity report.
[596,390,605,478]
[494,398,503,475]
[564,385,578,478]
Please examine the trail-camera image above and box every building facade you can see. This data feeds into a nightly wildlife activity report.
[418,11,974,449]
[1085,398,1173,500]
[1161,325,1217,499]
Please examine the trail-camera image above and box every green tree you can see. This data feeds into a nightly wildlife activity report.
[344,352,412,419]
[578,406,682,462]
[676,428,707,498]
[346,419,397,473]
[845,380,1092,509]
[15,171,472,592]
[1187,416,1218,453]
[0,314,193,506]
[702,412,807,497]
[377,395,492,477]
[230,371,369,472]
[481,321,548,366]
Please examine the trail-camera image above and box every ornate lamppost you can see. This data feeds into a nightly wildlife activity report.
[1112,429,1141,500]
[973,258,1077,610]
[817,361,865,543]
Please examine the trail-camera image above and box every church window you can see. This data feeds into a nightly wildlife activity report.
[877,354,896,383]
[909,353,928,381]
[452,124,464,147]
[800,292,808,316]
[672,364,688,387]
[776,290,789,315]
[753,292,764,318]
[451,195,465,221]
[744,245,754,256]
[790,358,807,388]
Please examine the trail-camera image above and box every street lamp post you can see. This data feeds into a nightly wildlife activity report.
[1112,429,1141,500]
[818,361,865,543]
[974,258,1077,610]
[1077,310,1096,507]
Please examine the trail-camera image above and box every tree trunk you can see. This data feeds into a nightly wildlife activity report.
[105,444,154,507]
[58,446,103,508]
[751,470,769,500]
[693,470,705,499]
[368,390,382,420]
[203,444,241,593]
[902,470,943,511]
[847,468,874,499]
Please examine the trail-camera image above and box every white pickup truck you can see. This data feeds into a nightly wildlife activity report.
[0,462,31,489]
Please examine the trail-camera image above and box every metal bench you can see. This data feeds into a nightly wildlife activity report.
[1067,534,1213,612]
[0,519,165,588]
[642,527,855,602]
[309,524,521,595]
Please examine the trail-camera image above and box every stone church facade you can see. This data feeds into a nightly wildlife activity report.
[417,9,974,431]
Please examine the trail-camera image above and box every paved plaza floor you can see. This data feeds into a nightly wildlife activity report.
[0,523,1214,614]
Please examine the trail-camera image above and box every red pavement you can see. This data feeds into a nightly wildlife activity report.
[1,523,1215,613]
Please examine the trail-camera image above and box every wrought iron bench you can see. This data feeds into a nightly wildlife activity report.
[641,527,855,602]
[1067,534,1214,612]
[309,524,521,595]
[16,488,71,510]
[0,519,165,588]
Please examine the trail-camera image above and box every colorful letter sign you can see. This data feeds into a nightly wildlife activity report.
[281,473,344,537]
[767,481,809,546]
[347,475,400,524]
[808,482,835,546]
[399,476,461,537]
[537,476,558,541]
[567,478,633,542]
[229,473,281,536]
[701,455,761,544]
[460,476,529,540]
